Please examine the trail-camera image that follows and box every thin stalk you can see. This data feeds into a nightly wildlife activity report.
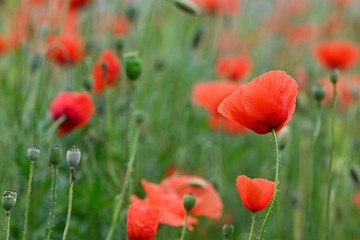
[105,127,141,240]
[259,128,279,240]
[62,168,75,240]
[248,213,256,240]
[22,161,35,240]
[324,81,337,240]
[180,212,189,240]
[6,213,11,240]
[46,165,58,240]
[140,0,158,54]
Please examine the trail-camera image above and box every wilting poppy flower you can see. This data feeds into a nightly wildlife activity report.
[215,55,252,81]
[131,175,223,230]
[218,70,298,134]
[127,203,160,240]
[92,50,121,93]
[314,39,359,70]
[192,81,247,134]
[47,34,85,65]
[236,175,277,212]
[50,92,95,135]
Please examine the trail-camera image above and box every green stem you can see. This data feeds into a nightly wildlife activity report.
[22,161,35,240]
[324,81,337,240]
[140,0,158,54]
[180,212,189,240]
[259,128,279,240]
[6,213,11,240]
[46,165,58,240]
[248,212,256,240]
[105,127,141,240]
[62,168,75,240]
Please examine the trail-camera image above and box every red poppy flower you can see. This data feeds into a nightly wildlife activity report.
[218,70,298,134]
[113,15,131,36]
[131,175,223,230]
[236,175,277,212]
[191,0,239,14]
[50,92,95,135]
[47,34,85,65]
[314,39,359,70]
[127,203,160,240]
[92,50,121,93]
[0,35,8,55]
[215,55,252,81]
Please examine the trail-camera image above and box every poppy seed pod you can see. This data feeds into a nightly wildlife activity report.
[183,193,196,212]
[311,85,326,102]
[222,224,234,239]
[27,145,40,162]
[2,190,17,213]
[330,68,339,84]
[49,145,63,166]
[125,54,142,81]
[66,146,81,168]
[173,0,201,15]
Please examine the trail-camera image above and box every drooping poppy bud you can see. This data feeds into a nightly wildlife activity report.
[173,0,201,15]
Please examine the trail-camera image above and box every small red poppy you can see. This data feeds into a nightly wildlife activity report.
[127,203,160,240]
[218,70,298,134]
[314,39,359,70]
[112,15,131,36]
[47,34,85,65]
[50,92,95,135]
[92,50,121,93]
[215,55,252,81]
[236,175,277,212]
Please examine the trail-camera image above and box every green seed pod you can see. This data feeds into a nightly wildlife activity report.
[183,193,196,212]
[125,54,142,81]
[330,68,339,84]
[49,145,63,166]
[311,85,326,102]
[27,145,40,162]
[222,224,234,239]
[173,0,201,16]
[2,190,17,213]
[66,146,81,168]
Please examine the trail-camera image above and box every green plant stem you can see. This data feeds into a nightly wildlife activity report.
[140,0,158,53]
[6,213,11,240]
[22,161,35,240]
[259,128,279,240]
[324,81,337,240]
[62,168,75,240]
[180,212,189,240]
[46,165,58,240]
[105,127,141,240]
[248,212,256,240]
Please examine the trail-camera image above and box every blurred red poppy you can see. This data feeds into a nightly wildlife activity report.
[92,50,121,93]
[354,191,360,209]
[0,35,8,55]
[47,34,85,65]
[131,175,223,230]
[236,175,277,212]
[113,15,131,36]
[127,203,160,240]
[314,39,359,70]
[215,55,252,81]
[191,0,239,14]
[192,81,247,134]
[218,70,298,134]
[50,92,95,135]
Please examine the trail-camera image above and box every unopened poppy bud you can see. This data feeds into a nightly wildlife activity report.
[49,145,63,166]
[183,193,196,212]
[66,146,81,168]
[82,76,93,91]
[2,190,17,213]
[330,68,339,84]
[222,224,234,239]
[115,37,124,52]
[311,85,326,102]
[134,110,146,126]
[173,0,201,16]
[27,145,40,162]
[278,125,290,150]
[125,53,142,81]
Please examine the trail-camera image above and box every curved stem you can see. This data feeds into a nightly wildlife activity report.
[62,168,75,240]
[180,212,189,240]
[6,213,11,240]
[259,129,279,240]
[105,127,141,240]
[248,212,256,240]
[324,81,337,240]
[22,161,35,240]
[46,165,58,240]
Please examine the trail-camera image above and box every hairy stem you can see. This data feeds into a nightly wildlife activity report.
[46,165,58,240]
[62,168,75,240]
[22,161,35,240]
